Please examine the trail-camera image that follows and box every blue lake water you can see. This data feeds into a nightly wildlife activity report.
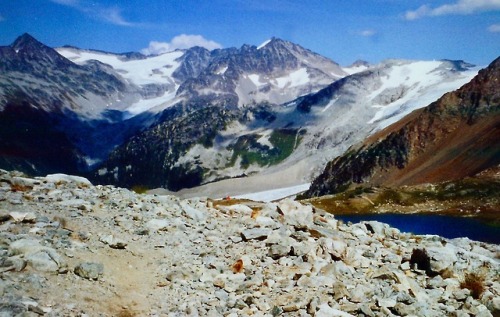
[335,214,500,244]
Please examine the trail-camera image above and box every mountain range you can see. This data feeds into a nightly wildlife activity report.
[0,33,496,195]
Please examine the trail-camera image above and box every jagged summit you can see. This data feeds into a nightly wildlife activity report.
[6,32,74,68]
[256,37,283,49]
[11,33,43,51]
[172,36,346,107]
[256,37,335,63]
[255,37,327,61]
[259,37,287,47]
[256,38,272,50]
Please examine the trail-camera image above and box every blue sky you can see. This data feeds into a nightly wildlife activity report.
[0,0,499,65]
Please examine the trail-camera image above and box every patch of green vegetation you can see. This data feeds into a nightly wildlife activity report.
[412,178,500,202]
[227,128,303,169]
[268,129,302,164]
[302,177,500,222]
[226,134,261,168]
[345,186,374,199]
[303,188,377,214]
[365,179,496,206]
[372,188,409,206]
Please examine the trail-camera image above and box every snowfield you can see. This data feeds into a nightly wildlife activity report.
[275,68,310,89]
[233,183,310,202]
[57,48,183,86]
[366,61,480,129]
[124,89,179,117]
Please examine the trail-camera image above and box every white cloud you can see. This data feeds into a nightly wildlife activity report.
[141,34,223,55]
[488,23,500,32]
[50,0,137,27]
[405,5,431,20]
[406,0,500,20]
[359,29,377,37]
[141,42,171,55]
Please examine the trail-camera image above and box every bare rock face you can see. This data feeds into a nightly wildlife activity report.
[305,57,500,198]
[0,169,498,316]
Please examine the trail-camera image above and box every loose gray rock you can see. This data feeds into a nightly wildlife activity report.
[241,228,271,241]
[0,301,27,316]
[180,201,206,221]
[9,239,42,255]
[269,244,291,259]
[99,235,127,249]
[427,246,457,273]
[25,250,62,272]
[277,198,313,229]
[146,219,170,232]
[74,262,103,280]
[0,257,26,272]
[9,211,37,223]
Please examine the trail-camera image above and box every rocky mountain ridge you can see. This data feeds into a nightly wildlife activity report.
[0,33,484,194]
[0,33,346,180]
[0,169,498,316]
[304,56,500,198]
[174,37,347,107]
[57,36,346,113]
[0,33,132,116]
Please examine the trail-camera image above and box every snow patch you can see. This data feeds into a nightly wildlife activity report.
[57,48,184,86]
[124,89,178,117]
[322,97,339,113]
[366,61,480,128]
[45,174,92,186]
[275,68,309,89]
[216,66,228,75]
[83,156,102,168]
[98,168,108,176]
[257,39,272,50]
[256,130,274,149]
[343,65,369,75]
[248,74,265,87]
[233,183,310,202]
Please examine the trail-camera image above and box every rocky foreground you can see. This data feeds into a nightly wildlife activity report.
[0,169,499,317]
